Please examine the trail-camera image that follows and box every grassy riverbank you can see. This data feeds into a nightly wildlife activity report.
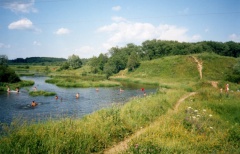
[0,80,34,92]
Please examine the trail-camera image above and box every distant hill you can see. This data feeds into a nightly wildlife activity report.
[9,57,67,64]
[123,52,238,81]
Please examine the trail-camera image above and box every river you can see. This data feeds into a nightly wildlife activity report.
[0,76,156,124]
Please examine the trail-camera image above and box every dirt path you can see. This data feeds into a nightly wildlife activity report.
[191,56,203,79]
[103,92,197,154]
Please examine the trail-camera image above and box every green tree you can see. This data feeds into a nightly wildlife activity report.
[68,54,82,69]
[0,55,8,66]
[0,55,20,83]
[127,51,140,71]
[104,59,116,78]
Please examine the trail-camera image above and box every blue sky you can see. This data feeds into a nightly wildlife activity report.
[0,0,239,60]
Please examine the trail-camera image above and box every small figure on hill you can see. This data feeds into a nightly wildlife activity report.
[31,101,38,107]
[220,88,223,93]
[225,84,229,93]
[76,93,80,99]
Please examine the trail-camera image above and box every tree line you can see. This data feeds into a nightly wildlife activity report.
[9,57,66,64]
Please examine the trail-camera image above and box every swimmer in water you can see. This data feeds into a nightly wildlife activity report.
[7,86,10,93]
[33,86,37,91]
[16,87,19,92]
[31,101,38,107]
[76,93,80,99]
[55,95,58,100]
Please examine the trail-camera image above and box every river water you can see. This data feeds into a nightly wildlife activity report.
[0,76,156,124]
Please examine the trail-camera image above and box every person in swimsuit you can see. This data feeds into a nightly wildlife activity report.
[31,101,38,107]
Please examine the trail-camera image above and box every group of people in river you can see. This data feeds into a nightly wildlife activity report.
[6,86,20,93]
[6,85,148,108]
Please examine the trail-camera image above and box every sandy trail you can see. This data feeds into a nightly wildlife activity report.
[103,92,197,154]
[191,56,203,79]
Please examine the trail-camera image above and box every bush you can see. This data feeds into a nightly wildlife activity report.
[0,66,20,83]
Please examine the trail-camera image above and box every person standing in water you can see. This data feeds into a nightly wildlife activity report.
[7,86,10,93]
[76,93,80,99]
[16,87,20,93]
[33,86,37,91]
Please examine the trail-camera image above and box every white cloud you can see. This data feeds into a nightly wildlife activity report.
[192,35,202,41]
[8,18,40,32]
[33,41,41,46]
[0,43,11,48]
[4,0,37,13]
[112,6,121,11]
[111,16,127,22]
[74,46,96,58]
[229,33,240,42]
[55,28,70,35]
[97,19,201,50]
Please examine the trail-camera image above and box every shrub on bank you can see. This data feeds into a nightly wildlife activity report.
[29,90,56,96]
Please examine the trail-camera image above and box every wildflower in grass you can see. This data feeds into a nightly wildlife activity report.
[203,109,206,112]
[188,107,192,109]
[135,144,139,149]
[209,114,212,117]
[197,115,200,117]
[209,127,213,129]
[194,110,198,113]
[192,116,196,119]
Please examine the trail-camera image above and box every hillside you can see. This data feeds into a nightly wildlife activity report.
[127,53,237,80]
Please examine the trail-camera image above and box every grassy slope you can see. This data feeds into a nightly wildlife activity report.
[1,53,239,153]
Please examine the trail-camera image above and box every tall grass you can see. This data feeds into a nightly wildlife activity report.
[124,88,240,153]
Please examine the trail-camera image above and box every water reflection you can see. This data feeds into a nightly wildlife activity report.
[0,76,157,124]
